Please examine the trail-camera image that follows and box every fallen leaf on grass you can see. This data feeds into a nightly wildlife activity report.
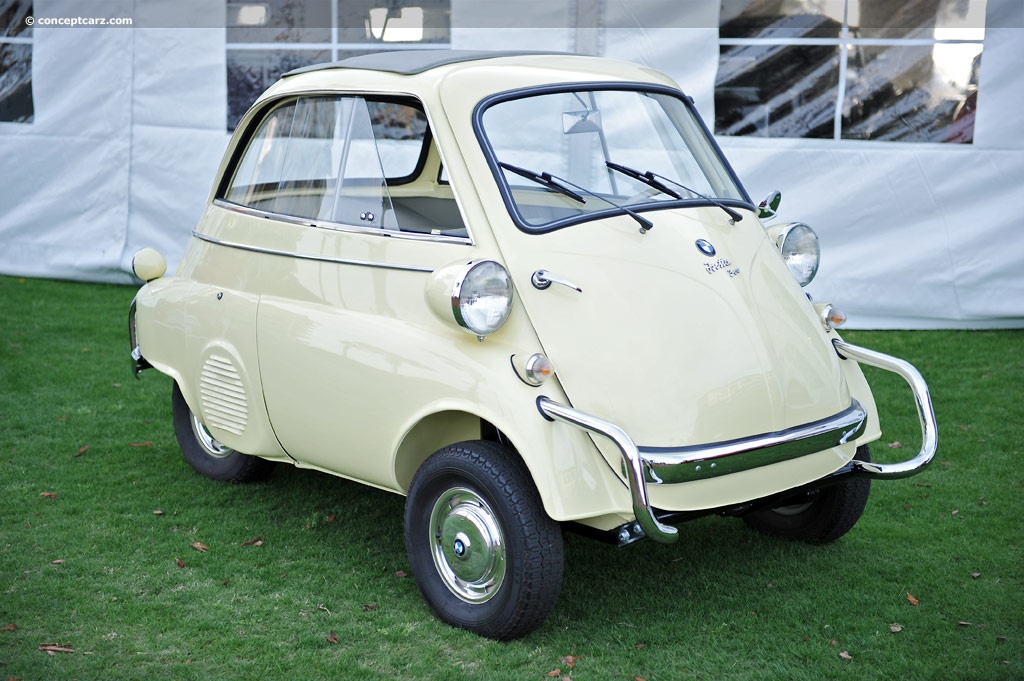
[887,441,903,449]
[839,651,853,660]
[3,623,17,631]
[51,559,65,565]
[41,492,57,499]
[560,655,579,668]
[890,623,904,633]
[394,570,408,578]
[191,542,209,552]
[326,514,336,523]
[129,441,153,448]
[907,593,920,606]
[326,631,338,644]
[39,643,75,655]
[176,558,186,568]
[75,445,90,457]
[362,603,378,612]
[546,670,561,678]
[240,536,263,548]
[153,509,165,516]
[633,677,647,681]
[971,572,981,579]
[958,424,970,432]
[634,643,646,649]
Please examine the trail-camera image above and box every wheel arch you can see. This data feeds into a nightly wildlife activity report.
[392,402,632,525]
[394,409,510,493]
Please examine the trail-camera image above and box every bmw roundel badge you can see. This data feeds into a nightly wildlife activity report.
[695,239,716,257]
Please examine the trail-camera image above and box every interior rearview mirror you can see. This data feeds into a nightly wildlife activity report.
[562,110,602,134]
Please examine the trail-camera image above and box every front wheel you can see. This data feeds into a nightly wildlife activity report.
[171,382,275,483]
[404,441,564,640]
[742,445,872,544]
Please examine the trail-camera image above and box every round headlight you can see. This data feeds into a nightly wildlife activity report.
[452,260,513,338]
[777,222,820,287]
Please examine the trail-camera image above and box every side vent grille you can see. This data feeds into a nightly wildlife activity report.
[199,354,248,436]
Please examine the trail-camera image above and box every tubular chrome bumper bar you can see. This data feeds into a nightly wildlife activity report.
[537,397,680,542]
[833,339,937,479]
[128,296,152,378]
[537,340,936,544]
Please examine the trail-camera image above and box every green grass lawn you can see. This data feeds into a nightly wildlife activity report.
[1,275,1021,680]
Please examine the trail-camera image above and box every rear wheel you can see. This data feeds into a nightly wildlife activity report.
[742,445,872,544]
[404,441,563,640]
[171,382,275,483]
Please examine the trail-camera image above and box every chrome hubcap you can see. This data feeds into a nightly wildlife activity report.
[429,487,506,603]
[190,413,234,459]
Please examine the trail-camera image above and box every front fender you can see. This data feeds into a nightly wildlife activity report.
[391,388,634,528]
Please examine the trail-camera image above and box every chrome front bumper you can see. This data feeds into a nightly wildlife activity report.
[538,340,937,544]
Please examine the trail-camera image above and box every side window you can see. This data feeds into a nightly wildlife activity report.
[223,95,466,237]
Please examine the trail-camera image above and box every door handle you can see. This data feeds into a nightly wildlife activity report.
[531,270,582,293]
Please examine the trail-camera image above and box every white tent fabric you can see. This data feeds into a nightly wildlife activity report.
[0,0,1021,328]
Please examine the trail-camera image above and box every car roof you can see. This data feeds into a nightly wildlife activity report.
[283,50,569,78]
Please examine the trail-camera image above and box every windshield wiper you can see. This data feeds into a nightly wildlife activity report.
[605,161,683,200]
[605,161,744,224]
[500,162,654,233]
[499,162,585,204]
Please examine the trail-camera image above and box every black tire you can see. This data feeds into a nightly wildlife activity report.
[171,382,275,483]
[404,441,564,640]
[742,445,872,544]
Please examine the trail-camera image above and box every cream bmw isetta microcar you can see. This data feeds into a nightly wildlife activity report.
[129,50,937,640]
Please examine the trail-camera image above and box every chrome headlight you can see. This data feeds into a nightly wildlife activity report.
[777,222,820,287]
[427,259,513,340]
[453,260,513,337]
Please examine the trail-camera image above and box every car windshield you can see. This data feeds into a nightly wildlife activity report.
[479,88,749,231]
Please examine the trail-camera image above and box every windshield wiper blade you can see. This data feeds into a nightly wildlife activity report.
[605,161,684,200]
[500,161,655,234]
[605,161,744,224]
[499,162,586,203]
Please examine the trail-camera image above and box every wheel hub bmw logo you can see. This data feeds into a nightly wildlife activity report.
[695,239,716,257]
